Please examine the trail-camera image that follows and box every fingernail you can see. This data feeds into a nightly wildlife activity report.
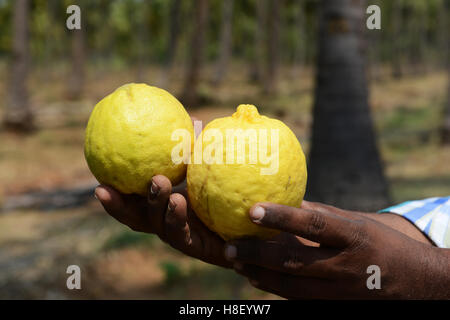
[94,186,102,200]
[250,206,265,222]
[168,198,177,213]
[233,262,243,271]
[224,244,237,260]
[148,180,160,201]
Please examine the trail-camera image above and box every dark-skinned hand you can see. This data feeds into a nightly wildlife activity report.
[95,177,449,299]
[224,201,450,299]
[95,175,231,268]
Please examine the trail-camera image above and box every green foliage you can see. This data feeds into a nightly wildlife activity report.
[0,0,447,73]
[103,229,155,251]
[159,260,184,286]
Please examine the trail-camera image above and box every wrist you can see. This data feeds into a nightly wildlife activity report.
[364,212,433,245]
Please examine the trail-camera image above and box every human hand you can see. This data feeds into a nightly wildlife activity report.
[95,175,231,268]
[225,201,449,299]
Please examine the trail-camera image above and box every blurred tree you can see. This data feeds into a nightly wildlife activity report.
[391,0,403,79]
[166,0,181,67]
[212,0,234,86]
[290,0,306,79]
[441,0,450,144]
[3,0,34,132]
[135,0,149,82]
[366,0,382,81]
[181,0,209,107]
[249,0,266,83]
[407,1,427,75]
[159,0,181,86]
[307,0,389,211]
[67,9,85,100]
[263,0,280,94]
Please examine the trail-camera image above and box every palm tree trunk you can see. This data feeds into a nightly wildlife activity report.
[249,0,266,83]
[263,0,280,95]
[212,0,234,86]
[180,0,209,107]
[307,0,389,211]
[3,0,33,132]
[160,0,181,87]
[290,0,306,80]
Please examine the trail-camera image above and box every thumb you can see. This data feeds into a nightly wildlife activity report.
[95,185,126,220]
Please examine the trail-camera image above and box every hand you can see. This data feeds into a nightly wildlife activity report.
[95,175,231,268]
[225,201,449,299]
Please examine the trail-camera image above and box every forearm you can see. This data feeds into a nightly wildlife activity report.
[420,246,450,299]
[364,212,433,245]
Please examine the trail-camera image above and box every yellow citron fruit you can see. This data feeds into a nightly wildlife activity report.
[84,83,194,196]
[187,104,307,240]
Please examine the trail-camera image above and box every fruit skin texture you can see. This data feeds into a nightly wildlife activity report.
[187,104,307,240]
[85,83,194,196]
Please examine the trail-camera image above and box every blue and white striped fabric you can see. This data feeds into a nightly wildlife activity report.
[379,196,450,248]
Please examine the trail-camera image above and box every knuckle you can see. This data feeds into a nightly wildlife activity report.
[306,211,327,239]
[346,220,369,252]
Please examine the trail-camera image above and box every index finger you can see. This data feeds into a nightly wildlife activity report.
[249,203,363,248]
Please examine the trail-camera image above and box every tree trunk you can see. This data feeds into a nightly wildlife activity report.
[407,6,427,75]
[263,0,280,95]
[306,0,389,211]
[290,0,306,80]
[136,1,149,82]
[249,0,266,83]
[67,19,85,100]
[441,2,450,145]
[3,0,33,132]
[212,0,234,86]
[391,0,403,79]
[160,0,181,87]
[180,0,209,107]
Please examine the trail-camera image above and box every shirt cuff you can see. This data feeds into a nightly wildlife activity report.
[378,197,450,248]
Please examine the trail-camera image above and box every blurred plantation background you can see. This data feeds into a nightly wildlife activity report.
[0,0,449,299]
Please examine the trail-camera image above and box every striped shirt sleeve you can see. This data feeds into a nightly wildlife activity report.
[378,196,450,248]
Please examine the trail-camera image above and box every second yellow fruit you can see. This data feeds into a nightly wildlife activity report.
[187,104,307,240]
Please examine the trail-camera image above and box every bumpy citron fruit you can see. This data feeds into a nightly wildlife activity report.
[187,104,307,240]
[84,83,194,196]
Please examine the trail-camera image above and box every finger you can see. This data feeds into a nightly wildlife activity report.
[95,185,126,222]
[96,185,153,232]
[302,200,362,220]
[148,175,172,207]
[146,175,172,233]
[162,193,189,246]
[183,210,232,268]
[249,203,360,247]
[234,263,334,299]
[226,239,338,278]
